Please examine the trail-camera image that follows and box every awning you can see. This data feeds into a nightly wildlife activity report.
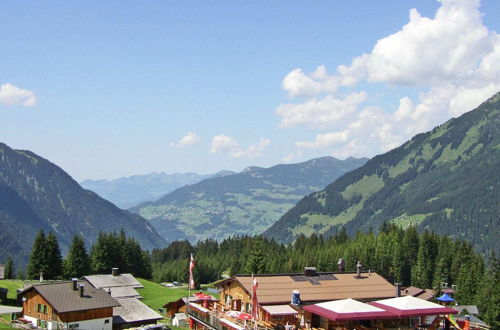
[303,299,395,321]
[369,296,458,317]
[261,305,298,316]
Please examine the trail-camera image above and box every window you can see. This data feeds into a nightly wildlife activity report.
[37,304,48,314]
[69,323,79,329]
[104,319,110,324]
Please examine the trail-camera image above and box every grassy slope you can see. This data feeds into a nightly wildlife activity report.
[136,278,190,312]
[0,280,25,329]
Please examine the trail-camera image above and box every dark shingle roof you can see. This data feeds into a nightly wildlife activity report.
[20,280,120,313]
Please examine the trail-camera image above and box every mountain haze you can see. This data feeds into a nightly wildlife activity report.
[81,170,234,209]
[131,156,368,243]
[0,143,166,264]
[264,92,500,254]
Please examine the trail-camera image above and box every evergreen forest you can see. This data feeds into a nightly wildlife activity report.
[151,225,499,327]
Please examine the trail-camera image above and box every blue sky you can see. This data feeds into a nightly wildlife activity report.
[2,0,499,181]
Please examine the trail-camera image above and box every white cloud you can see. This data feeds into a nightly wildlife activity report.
[296,130,349,149]
[276,92,367,129]
[170,132,201,148]
[210,135,270,158]
[278,0,500,159]
[210,134,239,153]
[0,83,37,107]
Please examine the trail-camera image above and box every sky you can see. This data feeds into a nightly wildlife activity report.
[1,0,500,181]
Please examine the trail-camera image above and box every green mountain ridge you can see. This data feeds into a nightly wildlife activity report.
[80,170,234,209]
[0,143,166,265]
[264,92,500,254]
[130,156,368,243]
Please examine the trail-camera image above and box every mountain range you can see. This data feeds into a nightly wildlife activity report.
[130,156,368,243]
[80,170,234,209]
[0,143,166,265]
[264,92,500,254]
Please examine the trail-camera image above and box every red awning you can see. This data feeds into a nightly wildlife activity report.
[303,299,396,321]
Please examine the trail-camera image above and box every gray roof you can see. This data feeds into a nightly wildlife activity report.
[84,273,143,289]
[113,298,162,324]
[20,280,120,313]
[0,305,22,314]
[452,305,479,315]
[104,286,142,299]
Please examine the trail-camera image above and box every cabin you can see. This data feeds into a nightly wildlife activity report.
[85,268,162,329]
[18,279,119,330]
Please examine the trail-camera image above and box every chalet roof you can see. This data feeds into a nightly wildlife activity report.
[401,286,435,301]
[19,280,120,313]
[104,286,142,299]
[218,271,396,304]
[452,305,479,315]
[84,273,143,289]
[113,298,162,324]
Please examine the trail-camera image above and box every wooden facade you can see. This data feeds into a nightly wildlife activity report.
[23,289,113,324]
[23,290,54,323]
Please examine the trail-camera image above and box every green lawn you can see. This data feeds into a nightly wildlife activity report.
[0,280,27,305]
[136,278,191,312]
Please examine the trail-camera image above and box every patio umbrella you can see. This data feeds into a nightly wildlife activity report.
[239,313,252,321]
[436,293,455,303]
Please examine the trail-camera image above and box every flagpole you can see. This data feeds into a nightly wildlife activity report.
[251,273,254,330]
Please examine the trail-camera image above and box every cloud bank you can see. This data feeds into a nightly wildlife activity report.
[278,0,500,160]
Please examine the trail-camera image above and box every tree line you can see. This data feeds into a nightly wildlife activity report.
[2,229,152,280]
[151,225,499,328]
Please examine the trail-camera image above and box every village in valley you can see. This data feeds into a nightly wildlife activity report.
[1,0,500,329]
[0,255,487,330]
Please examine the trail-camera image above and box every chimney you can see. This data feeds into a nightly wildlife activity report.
[337,258,346,272]
[112,268,119,276]
[71,278,78,291]
[356,261,362,278]
[395,283,402,297]
[79,284,85,297]
[304,267,317,277]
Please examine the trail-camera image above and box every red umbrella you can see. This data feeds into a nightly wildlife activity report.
[239,313,252,320]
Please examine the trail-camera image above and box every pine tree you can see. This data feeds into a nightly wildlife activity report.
[27,230,47,280]
[4,256,14,279]
[45,232,63,279]
[90,232,116,274]
[64,235,90,278]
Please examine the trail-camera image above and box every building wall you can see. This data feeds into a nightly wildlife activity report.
[23,290,55,323]
[64,317,113,330]
[58,307,113,323]
[220,280,251,308]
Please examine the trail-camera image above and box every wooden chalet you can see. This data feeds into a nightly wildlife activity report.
[186,266,398,330]
[18,279,119,330]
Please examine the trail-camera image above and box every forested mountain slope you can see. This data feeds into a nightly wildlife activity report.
[264,92,500,254]
[81,170,233,209]
[131,156,368,243]
[0,143,166,264]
